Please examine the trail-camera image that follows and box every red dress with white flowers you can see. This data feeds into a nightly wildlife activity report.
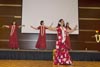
[53,27,72,65]
[35,26,48,49]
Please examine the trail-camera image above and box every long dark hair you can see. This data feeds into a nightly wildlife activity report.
[11,20,16,25]
[65,22,71,30]
[57,19,65,27]
[40,20,44,25]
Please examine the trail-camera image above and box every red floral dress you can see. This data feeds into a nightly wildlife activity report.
[35,25,48,49]
[9,25,19,49]
[53,27,72,65]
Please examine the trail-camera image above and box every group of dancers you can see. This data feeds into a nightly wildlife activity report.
[31,19,77,65]
[1,19,77,65]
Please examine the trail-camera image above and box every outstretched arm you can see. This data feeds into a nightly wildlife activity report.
[48,26,57,31]
[67,25,77,33]
[2,25,10,28]
[45,23,57,31]
[30,26,38,30]
[44,23,53,28]
[18,25,25,28]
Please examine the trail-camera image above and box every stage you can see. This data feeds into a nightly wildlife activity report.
[0,49,100,61]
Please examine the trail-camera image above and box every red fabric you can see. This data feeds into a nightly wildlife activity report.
[53,27,72,65]
[9,25,19,49]
[65,35,71,50]
[35,26,48,49]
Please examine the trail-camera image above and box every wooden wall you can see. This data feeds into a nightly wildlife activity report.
[78,0,100,50]
[0,0,100,50]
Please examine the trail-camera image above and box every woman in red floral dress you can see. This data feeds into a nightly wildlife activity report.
[2,21,24,49]
[51,19,77,65]
[54,19,72,65]
[31,20,48,49]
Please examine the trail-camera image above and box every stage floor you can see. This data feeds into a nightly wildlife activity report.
[0,60,100,67]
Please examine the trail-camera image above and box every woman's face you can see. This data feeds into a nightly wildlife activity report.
[42,22,44,25]
[66,23,69,26]
[60,20,64,26]
[13,21,16,25]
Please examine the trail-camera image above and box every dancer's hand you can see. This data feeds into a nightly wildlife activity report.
[50,23,53,27]
[22,25,25,27]
[74,25,77,30]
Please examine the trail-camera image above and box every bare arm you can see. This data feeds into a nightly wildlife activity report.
[44,22,53,28]
[45,23,57,31]
[18,25,25,28]
[67,25,77,33]
[2,25,10,28]
[48,26,57,31]
[30,26,38,30]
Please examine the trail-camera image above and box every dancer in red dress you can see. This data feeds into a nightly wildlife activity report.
[2,21,24,49]
[50,19,77,65]
[65,22,72,50]
[31,20,49,49]
[65,22,77,50]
